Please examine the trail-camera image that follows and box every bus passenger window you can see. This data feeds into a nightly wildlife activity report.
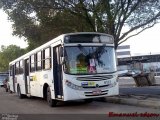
[43,47,51,70]
[37,51,42,71]
[30,55,35,72]
[15,62,19,75]
[19,60,23,74]
[9,66,13,76]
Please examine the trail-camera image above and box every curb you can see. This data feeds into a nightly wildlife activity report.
[102,96,160,109]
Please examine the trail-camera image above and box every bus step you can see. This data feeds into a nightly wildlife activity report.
[26,94,31,97]
[58,95,62,98]
[56,95,64,100]
[55,98,63,101]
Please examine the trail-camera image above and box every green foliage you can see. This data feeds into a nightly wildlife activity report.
[0,0,93,50]
[0,45,26,72]
[0,0,160,49]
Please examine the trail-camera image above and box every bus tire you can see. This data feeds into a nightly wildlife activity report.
[47,87,57,107]
[17,85,24,99]
[84,98,93,103]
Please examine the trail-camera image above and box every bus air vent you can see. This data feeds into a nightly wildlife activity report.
[77,75,113,81]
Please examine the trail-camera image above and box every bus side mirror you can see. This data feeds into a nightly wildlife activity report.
[61,57,65,65]
[60,47,66,64]
[60,47,63,57]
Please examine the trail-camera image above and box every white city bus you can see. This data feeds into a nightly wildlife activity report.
[9,32,118,107]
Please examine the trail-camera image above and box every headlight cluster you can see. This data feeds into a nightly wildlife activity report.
[65,80,83,90]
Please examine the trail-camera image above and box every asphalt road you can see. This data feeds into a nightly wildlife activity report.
[119,76,160,95]
[0,87,159,114]
[120,86,160,95]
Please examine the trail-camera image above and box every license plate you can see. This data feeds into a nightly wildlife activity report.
[92,89,101,95]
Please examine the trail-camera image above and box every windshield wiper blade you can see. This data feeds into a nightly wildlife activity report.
[77,44,88,56]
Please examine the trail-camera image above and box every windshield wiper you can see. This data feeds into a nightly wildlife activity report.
[77,44,88,56]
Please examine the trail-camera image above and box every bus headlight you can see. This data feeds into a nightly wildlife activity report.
[65,80,83,90]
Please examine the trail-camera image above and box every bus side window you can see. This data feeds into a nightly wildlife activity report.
[30,54,36,72]
[15,62,19,75]
[36,51,42,71]
[9,66,12,76]
[19,60,23,74]
[43,47,51,70]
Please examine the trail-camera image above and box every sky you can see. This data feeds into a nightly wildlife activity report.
[0,10,28,48]
[121,23,160,55]
[0,9,160,55]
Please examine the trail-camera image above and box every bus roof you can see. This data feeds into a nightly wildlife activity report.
[62,32,113,37]
[9,32,113,65]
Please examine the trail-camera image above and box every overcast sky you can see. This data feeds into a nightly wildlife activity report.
[121,22,160,55]
[0,10,28,48]
[0,9,160,55]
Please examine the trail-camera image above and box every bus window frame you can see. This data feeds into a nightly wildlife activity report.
[36,51,42,71]
[15,61,20,75]
[19,60,24,74]
[43,47,51,70]
[30,54,36,72]
[9,65,13,76]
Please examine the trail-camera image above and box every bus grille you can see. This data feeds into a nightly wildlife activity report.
[82,84,110,88]
[77,75,113,81]
[84,90,108,97]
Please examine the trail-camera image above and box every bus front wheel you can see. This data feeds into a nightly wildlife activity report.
[47,87,57,107]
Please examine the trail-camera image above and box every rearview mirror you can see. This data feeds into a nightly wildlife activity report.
[61,57,65,65]
[60,47,63,57]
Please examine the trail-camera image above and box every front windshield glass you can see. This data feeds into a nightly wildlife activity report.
[64,46,116,74]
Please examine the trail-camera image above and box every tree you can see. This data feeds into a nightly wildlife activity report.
[0,45,26,72]
[0,0,160,49]
[0,0,92,50]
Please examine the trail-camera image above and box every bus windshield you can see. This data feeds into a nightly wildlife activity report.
[64,46,116,74]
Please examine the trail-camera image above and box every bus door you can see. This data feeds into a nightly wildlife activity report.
[53,46,63,99]
[24,58,30,94]
[10,65,15,92]
[12,65,15,92]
